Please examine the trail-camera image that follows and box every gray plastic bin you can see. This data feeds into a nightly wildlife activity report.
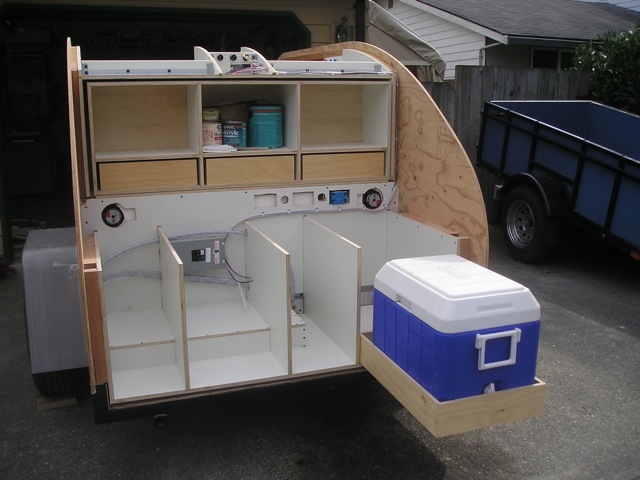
[23,228,87,390]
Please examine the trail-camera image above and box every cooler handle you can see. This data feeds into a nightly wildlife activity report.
[475,328,521,370]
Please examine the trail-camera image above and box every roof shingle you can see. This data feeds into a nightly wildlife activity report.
[418,0,640,40]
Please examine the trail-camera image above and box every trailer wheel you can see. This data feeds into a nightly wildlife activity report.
[502,185,562,263]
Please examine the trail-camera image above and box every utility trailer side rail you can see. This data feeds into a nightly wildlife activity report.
[477,100,640,263]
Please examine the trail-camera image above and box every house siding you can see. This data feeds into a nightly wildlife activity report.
[390,0,485,79]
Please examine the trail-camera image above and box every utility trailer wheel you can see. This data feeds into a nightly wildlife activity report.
[32,368,86,398]
[502,185,563,264]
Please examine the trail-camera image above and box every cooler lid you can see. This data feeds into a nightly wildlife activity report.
[374,255,540,333]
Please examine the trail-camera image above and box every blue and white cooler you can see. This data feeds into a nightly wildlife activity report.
[373,255,540,401]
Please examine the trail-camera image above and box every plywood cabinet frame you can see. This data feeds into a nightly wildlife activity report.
[69,42,542,433]
[84,77,396,195]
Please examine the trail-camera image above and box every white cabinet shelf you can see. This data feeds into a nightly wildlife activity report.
[186,300,269,339]
[201,147,297,158]
[189,352,288,390]
[107,309,173,347]
[111,364,186,400]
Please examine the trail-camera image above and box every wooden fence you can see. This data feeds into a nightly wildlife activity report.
[424,66,592,161]
[423,66,592,221]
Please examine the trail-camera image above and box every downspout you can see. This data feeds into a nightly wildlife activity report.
[479,41,505,66]
[355,0,366,41]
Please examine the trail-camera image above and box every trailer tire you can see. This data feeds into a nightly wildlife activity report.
[502,185,563,263]
[32,368,86,398]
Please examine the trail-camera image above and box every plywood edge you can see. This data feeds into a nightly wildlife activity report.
[68,39,99,393]
[456,236,472,261]
[360,332,546,437]
[67,39,88,202]
[82,234,100,270]
[157,226,184,267]
[157,226,189,390]
[82,231,109,390]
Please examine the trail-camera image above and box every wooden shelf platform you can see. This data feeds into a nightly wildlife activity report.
[360,332,547,437]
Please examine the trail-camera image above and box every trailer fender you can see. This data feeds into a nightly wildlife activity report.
[497,173,570,217]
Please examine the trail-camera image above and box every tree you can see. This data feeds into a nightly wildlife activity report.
[573,24,640,115]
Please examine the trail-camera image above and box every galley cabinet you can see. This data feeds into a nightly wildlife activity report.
[66,39,545,435]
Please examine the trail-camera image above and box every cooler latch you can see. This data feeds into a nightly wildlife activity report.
[475,328,522,370]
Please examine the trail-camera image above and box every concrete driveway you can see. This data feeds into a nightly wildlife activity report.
[1,224,639,479]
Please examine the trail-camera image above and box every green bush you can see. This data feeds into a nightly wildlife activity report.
[573,24,640,114]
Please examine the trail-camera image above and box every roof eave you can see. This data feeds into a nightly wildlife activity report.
[506,35,597,48]
[400,0,508,44]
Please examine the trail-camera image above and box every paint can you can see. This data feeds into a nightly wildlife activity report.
[223,121,247,147]
[202,107,220,122]
[248,105,283,148]
[202,122,222,146]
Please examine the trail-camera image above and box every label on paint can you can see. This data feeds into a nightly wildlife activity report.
[202,108,220,122]
[223,121,247,147]
[202,122,223,146]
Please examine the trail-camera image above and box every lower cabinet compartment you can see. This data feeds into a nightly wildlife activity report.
[102,216,365,402]
[183,282,289,390]
[99,209,542,437]
[110,343,187,400]
[105,227,188,401]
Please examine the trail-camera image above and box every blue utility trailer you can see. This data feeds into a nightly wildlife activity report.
[477,100,640,263]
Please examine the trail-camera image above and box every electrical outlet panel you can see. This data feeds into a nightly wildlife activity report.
[171,237,226,273]
[329,189,350,205]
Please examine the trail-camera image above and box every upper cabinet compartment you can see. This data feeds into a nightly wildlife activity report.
[300,82,392,152]
[88,83,200,162]
[81,47,396,195]
[200,82,299,153]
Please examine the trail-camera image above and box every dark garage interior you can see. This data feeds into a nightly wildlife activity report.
[0,4,310,259]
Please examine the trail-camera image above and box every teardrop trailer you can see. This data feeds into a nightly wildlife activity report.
[23,41,546,435]
[477,100,640,264]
